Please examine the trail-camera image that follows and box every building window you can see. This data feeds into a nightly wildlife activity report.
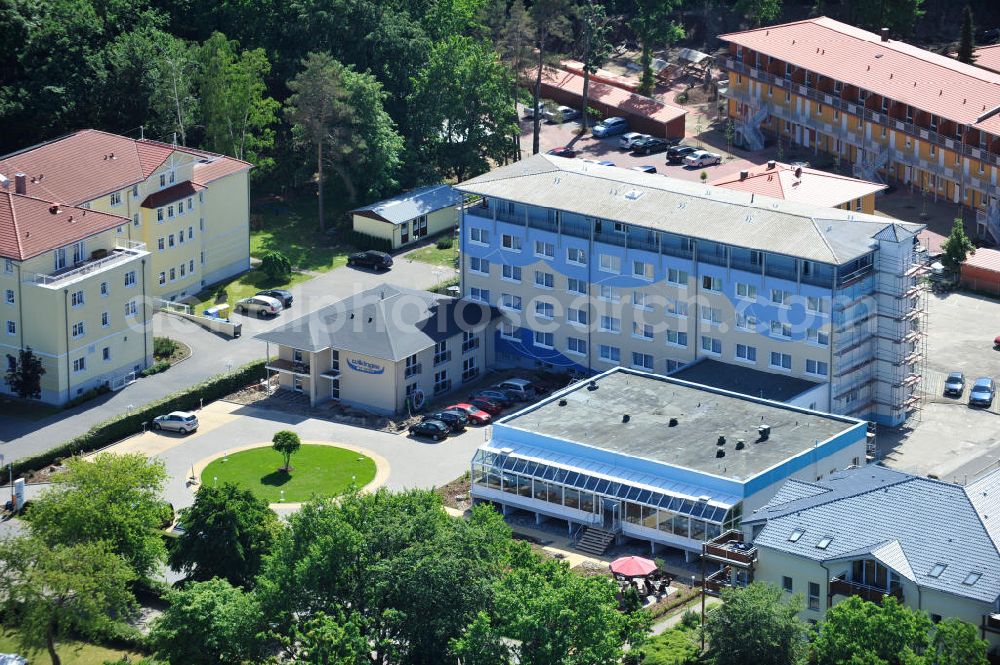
[189,259,195,273]
[3,259,12,273]
[434,370,451,395]
[807,328,829,346]
[500,321,518,340]
[702,275,721,292]
[533,330,554,348]
[598,344,620,363]
[806,359,829,376]
[462,330,480,353]
[632,322,654,340]
[770,352,792,370]
[72,241,85,264]
[157,208,164,222]
[73,357,86,373]
[769,321,792,338]
[534,270,554,288]
[72,322,86,338]
[54,248,66,271]
[501,234,522,251]
[568,308,588,326]
[567,278,586,294]
[534,301,554,319]
[665,298,688,317]
[667,268,688,286]
[534,240,554,258]
[101,312,110,327]
[110,191,122,206]
[102,347,111,362]
[178,230,185,244]
[632,291,651,310]
[632,261,653,280]
[771,289,790,305]
[167,205,175,219]
[71,290,85,307]
[736,282,757,300]
[806,296,828,313]
[598,285,618,303]
[736,344,757,362]
[180,263,186,277]
[735,313,757,331]
[168,234,175,248]
[469,257,490,275]
[462,356,479,382]
[782,576,793,593]
[600,316,621,333]
[158,272,166,285]
[169,268,176,281]
[930,114,939,132]
[808,582,820,611]
[4,289,13,305]
[567,337,587,355]
[666,330,688,347]
[404,354,421,378]
[434,340,451,366]
[701,306,722,326]
[631,352,654,370]
[567,247,587,265]
[157,238,165,251]
[469,287,490,303]
[5,320,14,336]
[700,336,722,355]
[599,254,621,273]
[501,264,521,282]
[469,227,489,244]
[125,300,137,317]
[500,294,522,311]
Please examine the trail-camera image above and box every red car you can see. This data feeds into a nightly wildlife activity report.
[469,397,503,416]
[447,403,492,425]
[547,146,576,158]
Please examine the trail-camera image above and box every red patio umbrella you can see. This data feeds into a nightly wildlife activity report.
[609,555,657,577]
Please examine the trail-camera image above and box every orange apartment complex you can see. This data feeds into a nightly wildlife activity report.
[719,17,1000,242]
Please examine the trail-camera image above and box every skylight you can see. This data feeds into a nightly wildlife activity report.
[928,564,947,578]
[788,529,804,542]
[816,537,833,550]
[964,572,982,586]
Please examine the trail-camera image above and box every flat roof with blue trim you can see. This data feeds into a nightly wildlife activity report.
[498,367,861,482]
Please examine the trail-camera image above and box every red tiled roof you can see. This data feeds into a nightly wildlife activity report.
[540,67,687,125]
[720,17,1000,136]
[0,191,128,261]
[974,44,1000,75]
[141,181,206,209]
[710,161,885,207]
[192,156,252,186]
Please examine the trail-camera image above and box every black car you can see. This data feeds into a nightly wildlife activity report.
[424,410,468,432]
[631,137,677,155]
[667,145,698,164]
[256,289,293,308]
[347,250,393,270]
[409,419,450,441]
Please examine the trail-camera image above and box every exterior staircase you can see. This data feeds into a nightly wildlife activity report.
[735,105,767,151]
[977,201,1000,245]
[853,146,888,183]
[575,526,617,555]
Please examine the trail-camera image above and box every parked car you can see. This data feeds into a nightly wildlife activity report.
[446,403,492,425]
[969,377,996,407]
[666,145,698,164]
[235,295,283,317]
[543,105,580,123]
[522,105,537,120]
[424,410,468,432]
[632,165,657,174]
[592,117,629,137]
[256,288,293,308]
[347,249,393,270]
[944,372,966,397]
[546,146,577,158]
[596,160,616,167]
[469,388,516,407]
[409,419,450,441]
[994,334,1000,349]
[469,397,503,415]
[632,137,676,155]
[495,378,540,401]
[619,132,651,150]
[684,150,723,167]
[152,411,199,434]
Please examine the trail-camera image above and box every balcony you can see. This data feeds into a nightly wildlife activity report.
[26,240,147,287]
[829,577,902,605]
[266,358,311,376]
[703,566,734,595]
[983,614,1000,633]
[703,530,757,567]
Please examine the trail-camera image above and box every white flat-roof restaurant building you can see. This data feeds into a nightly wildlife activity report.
[471,367,868,558]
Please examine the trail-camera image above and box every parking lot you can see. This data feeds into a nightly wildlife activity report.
[880,290,1000,483]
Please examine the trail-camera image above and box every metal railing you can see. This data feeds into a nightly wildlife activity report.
[829,577,903,604]
[26,240,147,285]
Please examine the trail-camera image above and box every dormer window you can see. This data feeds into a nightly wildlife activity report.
[816,536,833,550]
[788,529,804,542]
[964,572,982,586]
[928,563,946,578]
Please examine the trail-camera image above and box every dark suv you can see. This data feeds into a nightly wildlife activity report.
[667,145,697,164]
[256,289,293,308]
[347,250,393,270]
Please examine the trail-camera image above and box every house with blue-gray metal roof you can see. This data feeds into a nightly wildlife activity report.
[702,465,1000,654]
[470,366,868,558]
[351,184,462,249]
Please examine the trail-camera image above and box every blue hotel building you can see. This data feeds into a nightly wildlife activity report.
[455,154,926,427]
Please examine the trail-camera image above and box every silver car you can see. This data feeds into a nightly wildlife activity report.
[152,411,199,434]
[235,294,283,317]
[619,132,651,150]
[542,105,580,123]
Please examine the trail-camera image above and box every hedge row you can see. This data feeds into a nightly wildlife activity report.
[13,359,267,477]
[343,229,393,253]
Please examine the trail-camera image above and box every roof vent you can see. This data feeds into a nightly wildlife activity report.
[367,316,373,323]
[668,417,678,427]
[717,435,726,446]
[624,189,644,200]
[716,449,726,458]
[499,447,513,455]
[67,215,74,223]
[587,380,598,391]
[735,439,746,450]
[558,398,567,406]
[739,169,749,181]
[880,27,889,42]
[697,495,711,502]
[49,205,60,215]
[767,160,776,169]
[794,166,803,179]
[757,424,771,441]
[622,414,630,423]
[14,173,26,195]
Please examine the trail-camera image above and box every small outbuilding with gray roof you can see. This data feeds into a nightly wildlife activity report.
[350,184,463,249]
[255,284,499,413]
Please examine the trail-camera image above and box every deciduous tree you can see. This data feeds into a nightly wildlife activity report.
[704,582,808,665]
[941,217,975,269]
[528,0,573,154]
[272,429,302,471]
[260,249,292,280]
[813,595,932,665]
[579,0,612,132]
[5,347,46,400]
[930,616,989,665]
[630,0,685,97]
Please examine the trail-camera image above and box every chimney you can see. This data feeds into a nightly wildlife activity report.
[766,160,776,170]
[880,27,889,42]
[14,173,26,195]
[739,169,749,181]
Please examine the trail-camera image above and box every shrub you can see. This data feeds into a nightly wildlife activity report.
[344,230,393,253]
[436,236,453,250]
[674,91,689,105]
[259,250,292,280]
[153,337,179,360]
[13,359,267,477]
[634,627,701,664]
[679,610,701,630]
[140,361,172,378]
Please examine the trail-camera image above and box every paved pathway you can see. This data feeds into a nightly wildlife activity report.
[0,253,455,462]
[650,595,722,636]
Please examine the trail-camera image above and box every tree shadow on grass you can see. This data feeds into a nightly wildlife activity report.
[260,470,293,487]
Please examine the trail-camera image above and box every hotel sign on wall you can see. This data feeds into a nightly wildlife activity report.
[347,358,385,375]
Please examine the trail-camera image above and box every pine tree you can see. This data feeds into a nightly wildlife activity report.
[958,5,976,65]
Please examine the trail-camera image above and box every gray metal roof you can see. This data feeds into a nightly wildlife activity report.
[750,467,1000,604]
[455,154,924,264]
[671,358,820,403]
[254,284,497,361]
[350,184,462,225]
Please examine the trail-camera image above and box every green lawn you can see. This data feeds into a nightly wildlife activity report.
[202,444,377,503]
[0,628,143,665]
[187,268,312,312]
[407,239,459,269]
[250,194,354,272]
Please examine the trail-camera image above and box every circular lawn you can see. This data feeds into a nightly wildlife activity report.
[201,444,376,503]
